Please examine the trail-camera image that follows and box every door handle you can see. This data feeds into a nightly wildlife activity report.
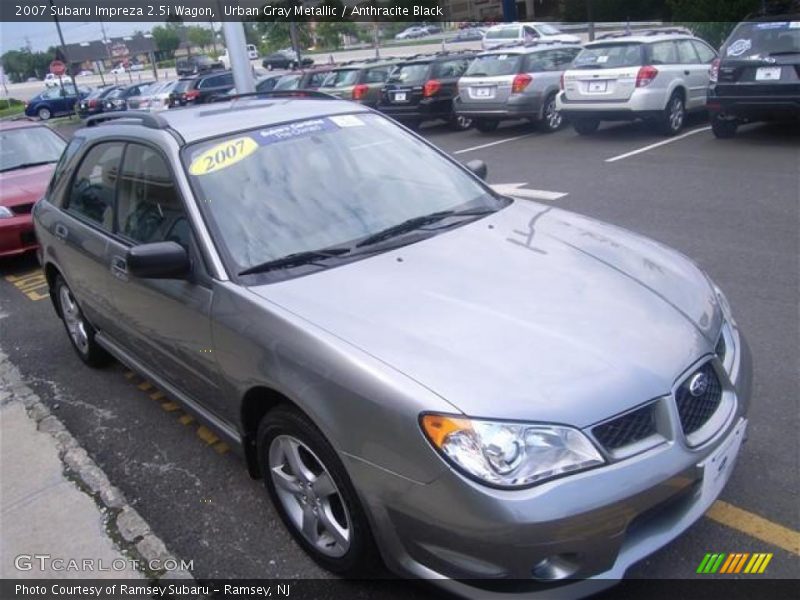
[684,70,690,76]
[54,223,68,241]
[110,256,128,280]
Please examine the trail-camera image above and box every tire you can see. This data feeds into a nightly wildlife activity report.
[539,93,563,133]
[258,406,381,576]
[450,113,473,131]
[265,63,273,71]
[474,118,499,133]
[711,114,737,139]
[53,276,112,368]
[37,107,51,121]
[572,118,599,135]
[659,92,685,136]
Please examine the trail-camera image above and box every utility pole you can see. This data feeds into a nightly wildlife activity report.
[48,0,78,99]
[221,21,254,93]
[587,0,595,42]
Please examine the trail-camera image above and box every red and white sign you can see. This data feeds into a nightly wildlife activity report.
[49,60,66,76]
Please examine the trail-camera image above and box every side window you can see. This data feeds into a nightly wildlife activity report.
[434,59,468,78]
[523,26,538,40]
[524,52,546,72]
[198,76,217,89]
[691,40,717,63]
[365,67,390,84]
[677,40,700,64]
[48,137,85,204]
[66,143,124,230]
[649,41,678,64]
[116,144,190,248]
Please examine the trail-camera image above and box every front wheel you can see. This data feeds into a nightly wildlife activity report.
[539,93,563,133]
[711,114,738,139]
[37,107,51,121]
[54,276,112,367]
[258,406,380,576]
[572,118,599,135]
[659,93,685,136]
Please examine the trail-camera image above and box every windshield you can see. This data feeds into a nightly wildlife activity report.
[722,21,800,58]
[173,80,193,93]
[183,113,499,278]
[321,69,360,88]
[390,63,429,84]
[0,127,66,172]
[486,26,520,40]
[274,74,301,90]
[466,54,522,76]
[535,24,562,35]
[573,43,643,69]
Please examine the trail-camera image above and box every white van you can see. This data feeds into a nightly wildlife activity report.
[482,23,581,50]
[218,44,259,68]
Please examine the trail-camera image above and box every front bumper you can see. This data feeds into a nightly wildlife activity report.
[557,89,666,121]
[346,332,753,597]
[0,215,38,257]
[454,93,543,120]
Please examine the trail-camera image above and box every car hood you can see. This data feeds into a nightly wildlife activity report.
[250,201,721,427]
[0,163,55,207]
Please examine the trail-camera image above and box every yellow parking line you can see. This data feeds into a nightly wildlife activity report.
[124,370,135,379]
[213,442,230,455]
[137,381,153,391]
[707,500,800,555]
[149,391,165,401]
[160,401,180,412]
[196,426,219,445]
[178,414,194,426]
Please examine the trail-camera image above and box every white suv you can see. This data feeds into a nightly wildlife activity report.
[557,29,718,135]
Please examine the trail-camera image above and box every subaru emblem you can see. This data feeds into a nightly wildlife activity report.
[688,372,709,397]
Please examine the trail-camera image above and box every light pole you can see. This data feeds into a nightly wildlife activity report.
[48,0,78,98]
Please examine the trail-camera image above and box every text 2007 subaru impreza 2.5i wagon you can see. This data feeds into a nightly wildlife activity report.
[33,94,751,597]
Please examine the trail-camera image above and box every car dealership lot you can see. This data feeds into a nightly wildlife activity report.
[1,117,798,587]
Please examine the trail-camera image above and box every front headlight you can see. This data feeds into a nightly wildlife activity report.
[421,414,605,488]
[712,282,735,326]
[0,206,14,219]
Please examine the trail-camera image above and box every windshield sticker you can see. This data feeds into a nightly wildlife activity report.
[189,136,258,176]
[596,55,610,63]
[790,22,800,29]
[726,39,752,56]
[329,115,365,128]
[755,21,789,30]
[256,118,338,146]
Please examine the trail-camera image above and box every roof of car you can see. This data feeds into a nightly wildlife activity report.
[83,96,371,144]
[588,28,697,45]
[480,42,582,55]
[0,120,47,131]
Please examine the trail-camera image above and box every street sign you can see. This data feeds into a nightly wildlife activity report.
[49,60,66,76]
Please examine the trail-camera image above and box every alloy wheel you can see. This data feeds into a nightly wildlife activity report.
[669,97,684,132]
[269,435,351,558]
[545,97,563,130]
[59,286,89,355]
[38,107,51,120]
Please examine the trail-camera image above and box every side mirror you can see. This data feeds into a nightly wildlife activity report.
[465,159,488,180]
[127,241,190,279]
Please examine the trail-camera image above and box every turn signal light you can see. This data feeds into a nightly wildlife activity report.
[709,58,720,83]
[352,83,369,100]
[423,79,441,97]
[635,65,659,88]
[420,414,472,448]
[512,73,533,94]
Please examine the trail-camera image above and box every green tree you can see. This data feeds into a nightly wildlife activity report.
[152,25,181,58]
[1,48,54,83]
[667,0,760,47]
[315,22,358,49]
[186,26,213,49]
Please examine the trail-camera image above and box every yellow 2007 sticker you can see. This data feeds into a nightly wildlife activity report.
[189,136,258,176]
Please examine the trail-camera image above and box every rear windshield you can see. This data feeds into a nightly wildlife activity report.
[465,54,522,77]
[173,79,193,93]
[573,43,643,69]
[486,26,520,40]
[390,63,430,84]
[322,69,360,88]
[722,21,800,59]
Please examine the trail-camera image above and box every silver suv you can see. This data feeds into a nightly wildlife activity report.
[558,29,719,135]
[455,42,583,133]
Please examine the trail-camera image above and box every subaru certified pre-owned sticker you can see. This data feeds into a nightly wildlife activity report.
[189,136,258,176]
[329,115,365,127]
[256,118,338,146]
[727,39,752,57]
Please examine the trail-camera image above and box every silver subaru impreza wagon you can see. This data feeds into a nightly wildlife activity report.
[34,93,751,597]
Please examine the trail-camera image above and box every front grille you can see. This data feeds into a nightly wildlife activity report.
[593,403,657,451]
[676,363,722,436]
[11,203,34,215]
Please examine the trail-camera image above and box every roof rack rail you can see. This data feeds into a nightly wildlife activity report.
[211,90,337,103]
[597,26,693,40]
[85,111,169,129]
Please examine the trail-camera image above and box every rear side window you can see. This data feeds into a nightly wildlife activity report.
[323,69,360,88]
[433,59,469,78]
[173,80,193,94]
[692,40,717,63]
[486,26,520,40]
[649,41,679,64]
[48,137,84,204]
[525,49,579,72]
[392,63,430,84]
[306,72,329,88]
[574,43,643,69]
[116,144,189,248]
[676,40,700,64]
[274,74,300,90]
[466,54,522,77]
[364,67,392,84]
[66,143,124,230]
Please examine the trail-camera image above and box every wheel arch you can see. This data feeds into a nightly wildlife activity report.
[240,385,301,479]
[44,261,63,318]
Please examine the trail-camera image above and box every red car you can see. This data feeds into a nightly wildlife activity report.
[0,121,66,258]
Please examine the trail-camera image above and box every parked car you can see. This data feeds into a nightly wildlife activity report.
[76,85,122,119]
[424,25,443,35]
[218,44,260,68]
[261,50,314,71]
[103,82,155,112]
[456,43,582,133]
[558,29,718,136]
[78,70,95,77]
[129,63,145,72]
[0,121,65,257]
[227,71,291,95]
[377,51,476,129]
[395,26,428,40]
[24,85,89,120]
[176,55,224,77]
[169,71,235,106]
[482,22,581,50]
[127,80,179,112]
[273,65,341,91]
[317,60,400,108]
[110,64,127,75]
[707,16,800,138]
[34,97,751,597]
[453,27,486,42]
[44,73,61,87]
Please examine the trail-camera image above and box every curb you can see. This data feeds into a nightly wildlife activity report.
[0,349,194,583]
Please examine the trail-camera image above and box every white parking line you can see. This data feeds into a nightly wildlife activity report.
[605,126,712,163]
[453,133,538,155]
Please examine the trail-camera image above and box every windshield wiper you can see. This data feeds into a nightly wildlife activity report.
[238,247,351,276]
[354,207,496,249]
[1,160,57,173]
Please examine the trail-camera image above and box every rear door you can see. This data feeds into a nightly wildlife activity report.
[563,42,645,102]
[676,39,711,109]
[459,53,522,105]
[644,41,685,105]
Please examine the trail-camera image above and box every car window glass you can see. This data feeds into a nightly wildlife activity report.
[323,69,359,88]
[66,143,124,230]
[486,26,520,40]
[274,74,300,90]
[649,41,678,64]
[365,67,391,84]
[467,54,522,77]
[677,40,700,64]
[116,144,189,248]
[574,43,643,68]
[691,40,717,63]
[47,136,81,200]
[391,63,430,84]
[434,59,469,78]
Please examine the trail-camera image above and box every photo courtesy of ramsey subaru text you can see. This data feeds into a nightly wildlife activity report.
[33,91,751,597]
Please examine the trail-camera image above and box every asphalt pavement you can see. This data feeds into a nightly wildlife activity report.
[0,115,798,592]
